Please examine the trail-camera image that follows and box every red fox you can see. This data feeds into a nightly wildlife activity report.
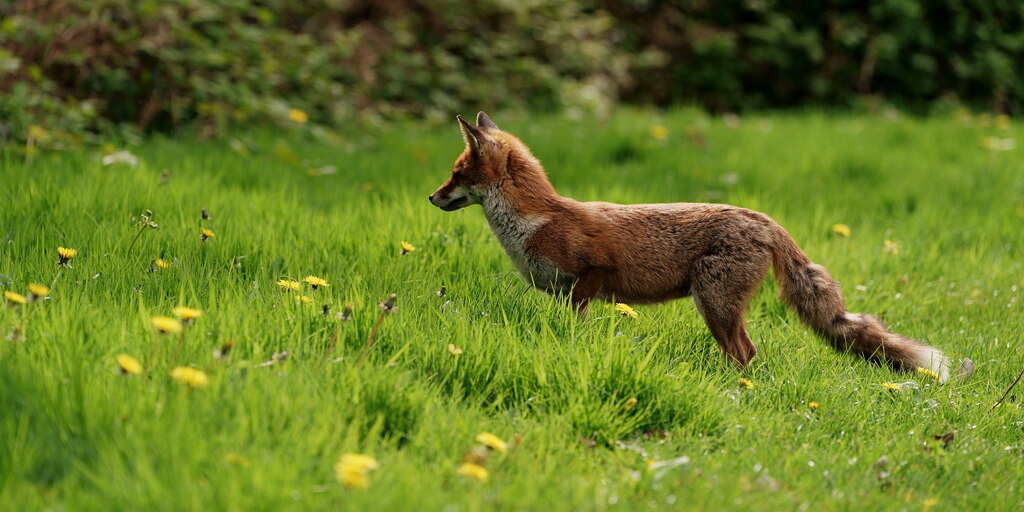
[430,112,970,382]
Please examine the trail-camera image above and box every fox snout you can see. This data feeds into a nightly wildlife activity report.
[428,193,445,208]
[429,178,470,211]
[428,191,469,212]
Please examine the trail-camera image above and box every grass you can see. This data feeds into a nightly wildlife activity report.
[1,109,1022,510]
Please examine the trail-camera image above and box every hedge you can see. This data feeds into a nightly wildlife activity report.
[1,0,1021,145]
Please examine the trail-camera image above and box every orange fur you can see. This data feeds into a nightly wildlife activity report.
[430,112,964,381]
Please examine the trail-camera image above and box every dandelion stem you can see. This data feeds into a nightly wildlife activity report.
[125,225,148,259]
[145,337,160,379]
[171,329,185,369]
[327,322,344,359]
[356,309,390,369]
[22,303,31,339]
[49,267,63,289]
[993,364,1024,409]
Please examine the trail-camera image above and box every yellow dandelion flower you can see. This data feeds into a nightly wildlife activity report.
[28,124,50,142]
[981,136,1015,152]
[831,223,851,237]
[916,367,940,380]
[615,303,638,318]
[447,343,463,356]
[288,108,309,124]
[649,125,669,141]
[304,275,329,289]
[808,401,819,411]
[170,366,209,388]
[296,295,312,305]
[334,453,379,489]
[224,451,252,468]
[475,432,508,453]
[57,246,77,266]
[277,279,301,291]
[401,241,416,255]
[172,306,203,321]
[338,453,379,472]
[117,354,143,375]
[337,469,369,490]
[152,316,183,334]
[456,462,489,482]
[996,114,1011,131]
[200,228,215,241]
[882,382,901,392]
[153,258,171,269]
[624,397,638,411]
[883,239,900,255]
[738,377,754,389]
[28,283,50,298]
[5,290,27,305]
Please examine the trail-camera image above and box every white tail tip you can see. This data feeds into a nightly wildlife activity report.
[918,347,951,383]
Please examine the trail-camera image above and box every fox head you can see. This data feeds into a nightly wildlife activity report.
[429,112,507,211]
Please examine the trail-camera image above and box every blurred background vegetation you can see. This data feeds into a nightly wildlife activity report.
[2,0,1022,148]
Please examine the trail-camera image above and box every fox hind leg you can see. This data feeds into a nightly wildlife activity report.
[691,251,771,368]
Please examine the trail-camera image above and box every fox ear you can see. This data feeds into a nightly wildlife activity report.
[476,111,500,131]
[457,114,496,157]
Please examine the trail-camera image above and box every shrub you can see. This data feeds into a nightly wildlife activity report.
[1,0,1021,146]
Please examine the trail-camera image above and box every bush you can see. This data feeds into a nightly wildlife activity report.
[1,0,1021,146]
[600,0,1024,113]
[0,0,633,146]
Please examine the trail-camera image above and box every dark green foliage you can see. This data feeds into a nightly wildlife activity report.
[600,0,1024,113]
[0,0,629,141]
[1,0,1022,143]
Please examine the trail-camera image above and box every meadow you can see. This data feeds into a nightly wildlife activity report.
[1,109,1022,511]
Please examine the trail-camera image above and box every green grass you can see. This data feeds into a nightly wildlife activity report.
[1,109,1022,510]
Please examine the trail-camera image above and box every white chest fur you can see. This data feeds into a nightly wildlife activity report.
[481,188,574,293]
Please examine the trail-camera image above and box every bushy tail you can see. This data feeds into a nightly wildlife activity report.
[770,229,951,382]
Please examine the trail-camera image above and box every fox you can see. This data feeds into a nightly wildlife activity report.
[429,112,971,382]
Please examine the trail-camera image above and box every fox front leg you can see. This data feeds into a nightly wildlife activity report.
[570,269,606,316]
